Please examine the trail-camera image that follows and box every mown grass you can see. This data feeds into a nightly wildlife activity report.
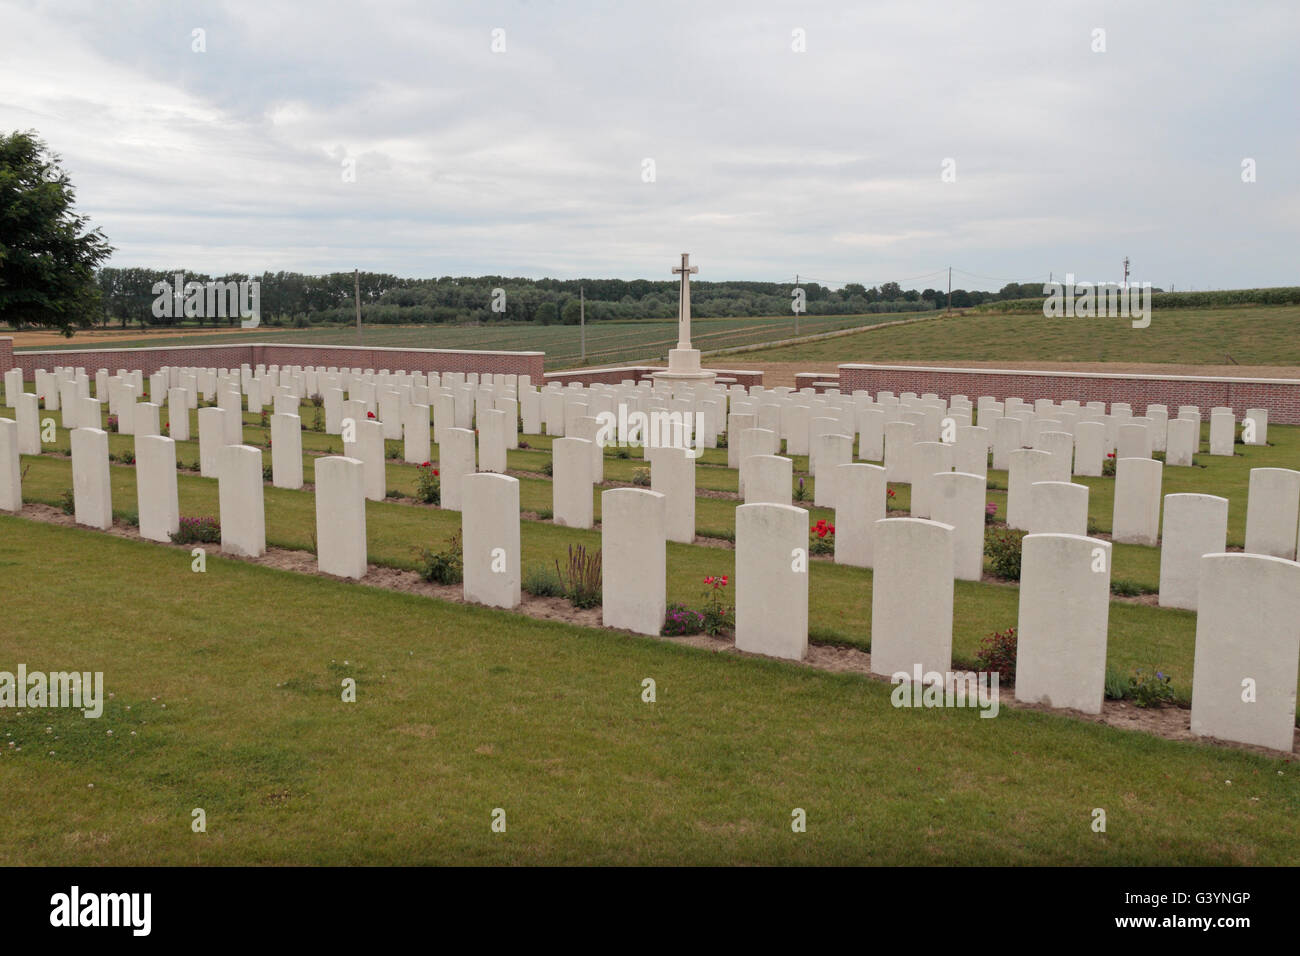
[732,304,1300,367]
[16,310,923,371]
[0,517,1295,865]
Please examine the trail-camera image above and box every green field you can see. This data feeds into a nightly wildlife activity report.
[4,394,1299,864]
[730,305,1300,368]
[15,311,926,370]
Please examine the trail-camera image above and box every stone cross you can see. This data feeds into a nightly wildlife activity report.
[672,252,698,350]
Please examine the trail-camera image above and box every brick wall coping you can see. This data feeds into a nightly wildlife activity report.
[839,363,1300,387]
[13,340,544,361]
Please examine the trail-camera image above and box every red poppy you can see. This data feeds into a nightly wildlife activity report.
[367,411,376,419]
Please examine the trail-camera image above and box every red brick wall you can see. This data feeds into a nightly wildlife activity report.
[4,341,544,381]
[839,363,1300,423]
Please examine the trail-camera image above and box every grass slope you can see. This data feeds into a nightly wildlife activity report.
[732,305,1300,368]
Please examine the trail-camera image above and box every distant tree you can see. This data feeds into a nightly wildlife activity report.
[561,298,583,325]
[536,301,558,325]
[841,282,866,298]
[0,131,113,333]
[878,281,903,300]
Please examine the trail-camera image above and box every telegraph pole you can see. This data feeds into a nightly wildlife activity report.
[794,273,800,336]
[1122,256,1130,289]
[354,268,362,342]
[946,266,952,314]
[580,286,586,363]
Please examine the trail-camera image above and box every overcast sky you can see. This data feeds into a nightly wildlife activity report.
[1,0,1296,290]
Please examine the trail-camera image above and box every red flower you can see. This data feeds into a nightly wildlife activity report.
[420,461,432,468]
[816,527,828,538]
[887,488,896,498]
[720,576,727,585]
[704,576,714,584]
[367,411,376,419]
[432,469,439,477]
[1106,452,1115,458]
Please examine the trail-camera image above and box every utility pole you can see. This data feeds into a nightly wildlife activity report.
[794,273,800,336]
[354,268,362,342]
[580,286,586,363]
[946,266,952,314]
[1122,256,1130,289]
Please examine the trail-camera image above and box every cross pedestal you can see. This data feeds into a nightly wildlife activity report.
[652,252,716,385]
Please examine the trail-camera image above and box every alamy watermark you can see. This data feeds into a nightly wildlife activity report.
[891,665,1000,718]
[593,404,704,459]
[0,665,104,718]
[151,272,260,328]
[1043,273,1151,328]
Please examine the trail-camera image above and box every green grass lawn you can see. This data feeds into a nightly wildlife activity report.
[732,304,1300,367]
[12,393,1300,716]
[15,310,924,371]
[0,517,1296,865]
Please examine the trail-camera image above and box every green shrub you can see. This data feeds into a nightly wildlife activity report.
[1128,667,1177,708]
[1104,668,1129,701]
[975,627,1017,682]
[556,543,601,608]
[661,602,706,636]
[171,516,220,544]
[522,563,564,597]
[631,467,651,487]
[985,528,1025,580]
[413,462,440,504]
[59,488,75,515]
[810,519,835,555]
[1102,454,1117,477]
[699,574,733,635]
[1110,578,1147,597]
[542,460,553,477]
[416,531,463,585]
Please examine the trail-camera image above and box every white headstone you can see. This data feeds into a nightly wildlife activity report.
[870,518,954,678]
[1158,493,1228,611]
[735,503,808,661]
[1015,534,1111,715]
[315,456,368,579]
[602,488,667,636]
[461,473,521,609]
[1191,553,1300,751]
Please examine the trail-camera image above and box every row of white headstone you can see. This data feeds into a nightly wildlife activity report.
[3,368,1297,752]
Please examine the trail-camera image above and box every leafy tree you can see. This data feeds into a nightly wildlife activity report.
[0,131,112,333]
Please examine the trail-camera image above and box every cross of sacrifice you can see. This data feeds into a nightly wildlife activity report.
[672,252,698,350]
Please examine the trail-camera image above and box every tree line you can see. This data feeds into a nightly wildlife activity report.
[91,268,1047,329]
